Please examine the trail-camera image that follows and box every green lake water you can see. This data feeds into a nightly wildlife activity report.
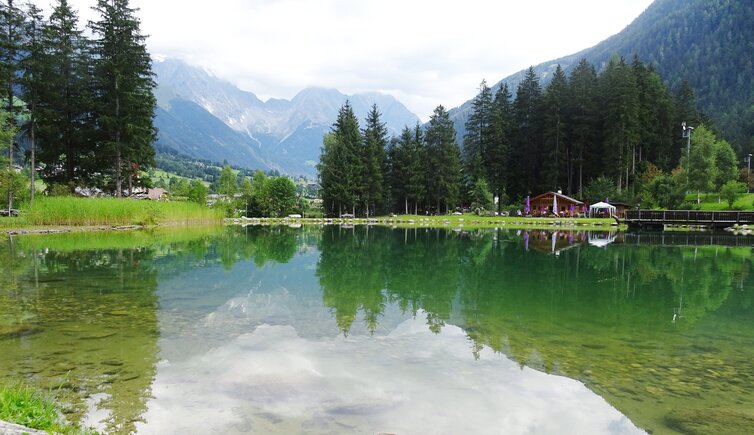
[1,226,753,434]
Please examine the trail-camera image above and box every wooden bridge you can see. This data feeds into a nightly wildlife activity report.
[623,210,754,230]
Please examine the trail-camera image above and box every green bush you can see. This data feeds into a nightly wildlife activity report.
[0,170,30,206]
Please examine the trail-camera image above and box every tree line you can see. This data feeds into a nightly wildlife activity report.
[0,0,155,210]
[319,103,462,217]
[319,55,747,217]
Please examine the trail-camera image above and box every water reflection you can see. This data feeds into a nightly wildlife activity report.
[0,234,161,434]
[139,314,640,435]
[314,227,754,433]
[1,226,752,434]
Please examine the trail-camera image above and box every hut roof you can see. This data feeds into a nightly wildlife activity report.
[530,191,583,205]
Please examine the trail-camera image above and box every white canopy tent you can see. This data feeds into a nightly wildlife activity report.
[589,202,616,218]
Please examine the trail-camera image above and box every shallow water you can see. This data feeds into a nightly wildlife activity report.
[1,226,752,434]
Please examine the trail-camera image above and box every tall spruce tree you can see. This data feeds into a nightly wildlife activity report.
[385,135,402,212]
[37,0,93,190]
[90,0,156,197]
[632,57,675,172]
[488,83,512,209]
[463,80,494,192]
[600,56,639,193]
[424,105,461,213]
[1,0,24,210]
[318,132,338,216]
[390,127,413,214]
[319,101,362,216]
[566,59,599,198]
[19,1,44,203]
[542,65,568,193]
[361,104,388,216]
[390,124,426,214]
[510,67,543,199]
[406,123,426,214]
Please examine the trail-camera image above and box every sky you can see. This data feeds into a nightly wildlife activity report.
[62,0,654,120]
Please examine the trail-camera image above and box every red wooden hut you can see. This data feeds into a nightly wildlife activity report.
[528,191,584,217]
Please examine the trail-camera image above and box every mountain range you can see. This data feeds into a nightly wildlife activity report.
[153,59,420,177]
[154,0,753,178]
[448,0,754,154]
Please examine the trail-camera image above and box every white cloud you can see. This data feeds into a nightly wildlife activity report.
[59,0,653,120]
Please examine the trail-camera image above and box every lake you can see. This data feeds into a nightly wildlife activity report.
[1,226,753,434]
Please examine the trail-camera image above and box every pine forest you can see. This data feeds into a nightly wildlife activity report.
[318,56,745,217]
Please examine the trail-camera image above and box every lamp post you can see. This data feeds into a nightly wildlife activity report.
[747,153,753,193]
[682,122,694,194]
[682,122,694,163]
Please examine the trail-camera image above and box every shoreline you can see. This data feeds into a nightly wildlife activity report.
[6,216,748,236]
[226,215,624,230]
[3,224,146,237]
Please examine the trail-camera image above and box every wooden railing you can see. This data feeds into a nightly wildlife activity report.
[625,210,754,224]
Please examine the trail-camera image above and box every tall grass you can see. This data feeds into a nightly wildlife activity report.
[15,197,222,226]
[0,384,95,434]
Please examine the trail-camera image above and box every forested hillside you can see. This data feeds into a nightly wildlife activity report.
[451,0,754,156]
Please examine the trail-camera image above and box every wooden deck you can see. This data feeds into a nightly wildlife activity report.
[623,210,754,230]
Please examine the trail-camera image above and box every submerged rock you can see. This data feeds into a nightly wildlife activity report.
[0,420,46,434]
[0,324,43,339]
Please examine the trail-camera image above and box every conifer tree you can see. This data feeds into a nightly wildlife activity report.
[510,67,543,199]
[566,59,599,198]
[388,129,412,214]
[600,56,639,193]
[37,0,94,189]
[19,1,44,203]
[0,0,24,209]
[464,80,494,191]
[488,83,512,209]
[389,124,426,214]
[318,101,362,216]
[424,105,461,213]
[361,104,388,216]
[632,56,675,172]
[406,123,426,214]
[90,0,156,197]
[542,65,568,193]
[318,132,339,216]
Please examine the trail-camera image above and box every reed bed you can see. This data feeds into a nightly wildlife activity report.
[15,197,223,227]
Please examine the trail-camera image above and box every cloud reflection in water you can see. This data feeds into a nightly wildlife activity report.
[139,312,642,434]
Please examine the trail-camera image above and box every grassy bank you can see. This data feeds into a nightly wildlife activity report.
[685,193,754,211]
[1,197,223,228]
[0,384,94,434]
